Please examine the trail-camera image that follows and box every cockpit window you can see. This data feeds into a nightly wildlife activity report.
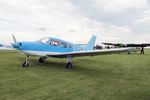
[60,42,67,48]
[60,42,72,48]
[50,40,59,46]
[39,37,72,48]
[40,38,49,44]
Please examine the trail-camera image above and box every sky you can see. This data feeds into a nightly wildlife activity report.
[0,0,150,44]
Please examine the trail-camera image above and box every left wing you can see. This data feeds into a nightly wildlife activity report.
[47,48,131,58]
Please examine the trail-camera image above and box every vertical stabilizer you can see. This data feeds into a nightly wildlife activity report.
[84,35,97,50]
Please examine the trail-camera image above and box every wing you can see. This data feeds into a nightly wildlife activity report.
[46,48,130,58]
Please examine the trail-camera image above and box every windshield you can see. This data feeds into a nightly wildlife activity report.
[39,37,49,44]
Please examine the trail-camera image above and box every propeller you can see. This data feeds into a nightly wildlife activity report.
[11,34,22,49]
[12,34,17,43]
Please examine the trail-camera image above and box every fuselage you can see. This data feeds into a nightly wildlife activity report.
[11,37,85,57]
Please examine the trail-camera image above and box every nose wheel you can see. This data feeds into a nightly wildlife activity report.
[66,56,73,69]
[22,55,29,67]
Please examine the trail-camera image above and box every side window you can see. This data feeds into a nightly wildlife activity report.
[60,42,67,48]
[60,42,72,48]
[68,44,72,48]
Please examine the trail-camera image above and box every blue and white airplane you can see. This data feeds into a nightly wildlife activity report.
[11,35,134,69]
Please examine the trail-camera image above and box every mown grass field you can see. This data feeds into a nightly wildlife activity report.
[0,50,150,100]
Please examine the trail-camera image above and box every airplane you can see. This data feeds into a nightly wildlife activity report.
[11,34,137,69]
[127,43,150,47]
[102,43,126,48]
[102,42,150,48]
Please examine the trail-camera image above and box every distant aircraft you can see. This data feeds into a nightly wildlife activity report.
[127,43,150,47]
[102,43,126,48]
[11,35,136,69]
[102,42,150,48]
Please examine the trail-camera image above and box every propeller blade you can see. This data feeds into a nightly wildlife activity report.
[12,34,17,43]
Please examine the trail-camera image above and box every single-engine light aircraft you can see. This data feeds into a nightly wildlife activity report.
[11,35,136,69]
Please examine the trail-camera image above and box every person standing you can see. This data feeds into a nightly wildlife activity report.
[140,46,144,55]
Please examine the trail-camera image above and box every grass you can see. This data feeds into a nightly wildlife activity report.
[0,50,150,100]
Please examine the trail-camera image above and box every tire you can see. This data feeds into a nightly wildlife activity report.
[39,58,45,63]
[66,63,72,69]
[22,61,29,67]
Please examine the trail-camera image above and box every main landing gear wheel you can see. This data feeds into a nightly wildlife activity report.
[66,56,73,69]
[39,57,46,63]
[22,55,29,67]
[66,62,72,69]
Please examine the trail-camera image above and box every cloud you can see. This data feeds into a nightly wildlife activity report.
[71,0,150,25]
[130,10,150,34]
[0,0,150,44]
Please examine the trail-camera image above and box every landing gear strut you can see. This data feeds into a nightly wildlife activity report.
[66,56,73,69]
[22,55,29,67]
[39,57,46,63]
